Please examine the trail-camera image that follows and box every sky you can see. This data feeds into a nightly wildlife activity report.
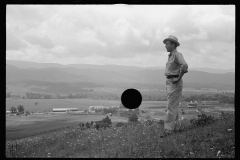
[6,5,235,69]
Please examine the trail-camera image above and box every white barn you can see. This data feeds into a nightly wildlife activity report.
[52,108,78,113]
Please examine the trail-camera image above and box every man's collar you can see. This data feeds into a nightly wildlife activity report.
[168,49,177,57]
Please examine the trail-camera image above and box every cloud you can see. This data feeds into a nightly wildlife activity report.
[162,5,235,43]
[6,30,27,50]
[25,35,54,49]
[6,5,235,69]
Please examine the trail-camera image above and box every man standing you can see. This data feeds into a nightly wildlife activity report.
[160,35,188,138]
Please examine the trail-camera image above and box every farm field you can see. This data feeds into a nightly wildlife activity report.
[6,113,128,140]
[5,98,168,140]
[6,98,169,113]
[6,98,234,141]
[6,98,120,112]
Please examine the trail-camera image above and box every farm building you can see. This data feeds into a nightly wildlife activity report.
[52,108,78,113]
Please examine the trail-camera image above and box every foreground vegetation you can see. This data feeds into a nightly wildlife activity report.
[6,112,234,158]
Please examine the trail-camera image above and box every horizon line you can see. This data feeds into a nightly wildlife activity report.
[6,59,235,70]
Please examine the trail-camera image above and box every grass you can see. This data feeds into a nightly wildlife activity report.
[6,114,127,140]
[6,112,234,158]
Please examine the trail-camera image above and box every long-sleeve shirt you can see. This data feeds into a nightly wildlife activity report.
[165,49,188,76]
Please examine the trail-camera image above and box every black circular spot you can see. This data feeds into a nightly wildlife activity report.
[121,88,142,109]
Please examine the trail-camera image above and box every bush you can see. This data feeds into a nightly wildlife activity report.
[220,111,233,121]
[145,120,154,126]
[116,122,125,127]
[92,116,112,130]
[102,116,112,125]
[128,113,138,123]
[158,119,164,125]
[190,112,216,127]
[98,122,111,129]
[95,123,100,130]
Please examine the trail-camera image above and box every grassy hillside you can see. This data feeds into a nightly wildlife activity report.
[6,114,128,140]
[6,112,234,158]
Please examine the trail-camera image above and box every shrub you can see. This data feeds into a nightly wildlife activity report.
[24,111,30,116]
[128,113,138,123]
[116,122,125,127]
[98,122,111,129]
[86,122,90,128]
[145,120,154,126]
[190,112,216,127]
[102,116,112,125]
[158,119,164,125]
[220,111,233,121]
[95,123,100,130]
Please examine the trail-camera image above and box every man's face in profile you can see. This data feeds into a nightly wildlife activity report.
[165,41,174,52]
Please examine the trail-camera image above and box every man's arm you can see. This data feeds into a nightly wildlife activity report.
[173,52,188,83]
[177,69,187,81]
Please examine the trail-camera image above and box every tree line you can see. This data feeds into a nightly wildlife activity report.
[6,92,166,101]
[6,91,234,104]
[9,105,30,116]
[183,93,234,104]
[25,92,52,99]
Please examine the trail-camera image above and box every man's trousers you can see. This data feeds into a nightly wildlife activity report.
[164,78,183,131]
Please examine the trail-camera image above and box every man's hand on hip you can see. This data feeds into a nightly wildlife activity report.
[171,77,180,84]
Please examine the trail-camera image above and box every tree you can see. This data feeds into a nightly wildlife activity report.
[10,106,17,114]
[17,105,24,113]
[24,110,30,116]
[128,113,138,123]
[102,116,112,125]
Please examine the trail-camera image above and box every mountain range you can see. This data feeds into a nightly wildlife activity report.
[6,60,235,86]
[6,60,235,73]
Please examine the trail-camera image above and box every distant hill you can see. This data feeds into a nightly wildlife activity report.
[190,67,235,74]
[6,60,234,74]
[6,60,143,71]
[6,64,91,82]
[6,63,235,85]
